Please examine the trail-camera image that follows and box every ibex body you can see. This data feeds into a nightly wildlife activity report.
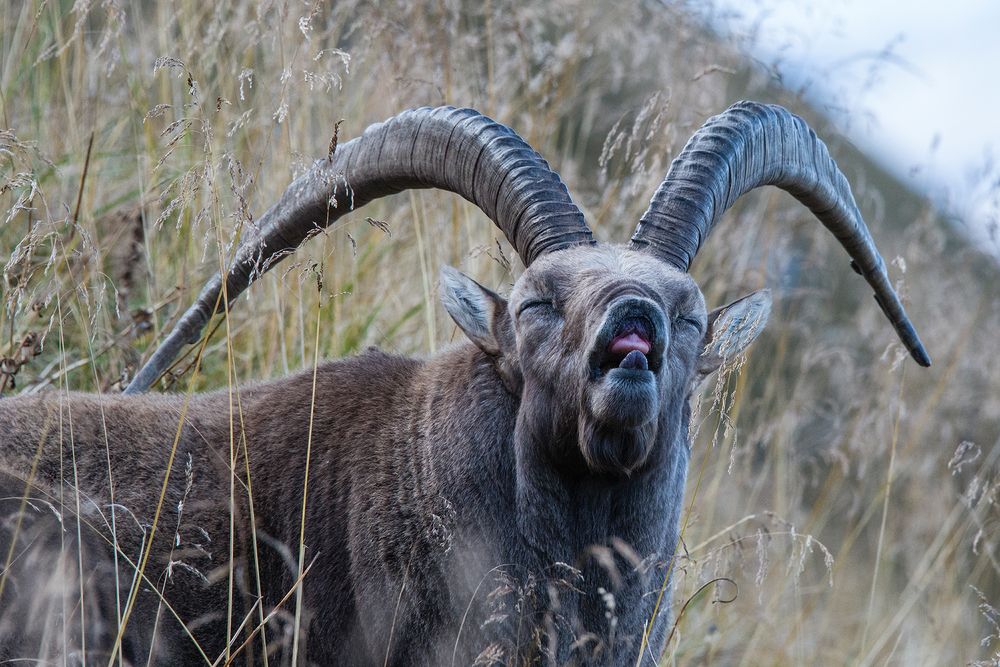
[0,103,929,665]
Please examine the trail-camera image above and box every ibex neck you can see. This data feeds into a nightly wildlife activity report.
[511,384,688,569]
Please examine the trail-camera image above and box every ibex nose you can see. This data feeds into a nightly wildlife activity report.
[606,296,667,345]
[589,297,668,378]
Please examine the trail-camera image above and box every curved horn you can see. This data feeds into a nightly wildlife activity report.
[629,101,930,367]
[125,106,593,393]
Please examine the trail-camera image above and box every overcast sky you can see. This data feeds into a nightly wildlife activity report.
[691,0,1000,257]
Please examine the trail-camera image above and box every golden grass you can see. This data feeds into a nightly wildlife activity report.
[1,0,998,664]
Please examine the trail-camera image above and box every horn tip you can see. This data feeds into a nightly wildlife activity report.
[911,343,932,368]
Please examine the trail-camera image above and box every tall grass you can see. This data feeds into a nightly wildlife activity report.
[1,0,997,663]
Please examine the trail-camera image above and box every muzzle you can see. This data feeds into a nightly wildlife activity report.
[587,297,667,380]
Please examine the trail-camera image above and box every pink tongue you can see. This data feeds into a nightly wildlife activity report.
[609,332,651,356]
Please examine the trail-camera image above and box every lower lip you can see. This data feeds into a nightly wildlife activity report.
[609,366,652,375]
[595,366,655,381]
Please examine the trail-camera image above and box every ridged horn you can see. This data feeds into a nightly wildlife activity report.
[629,101,930,367]
[125,106,594,393]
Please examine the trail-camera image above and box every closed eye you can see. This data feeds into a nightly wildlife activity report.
[674,315,703,333]
[516,299,556,317]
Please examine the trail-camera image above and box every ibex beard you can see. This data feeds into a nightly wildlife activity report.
[0,102,929,666]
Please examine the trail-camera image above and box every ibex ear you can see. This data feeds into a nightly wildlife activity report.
[696,289,771,382]
[439,266,515,358]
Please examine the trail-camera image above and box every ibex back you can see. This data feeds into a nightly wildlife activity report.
[0,103,930,665]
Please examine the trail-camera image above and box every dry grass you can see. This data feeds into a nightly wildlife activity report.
[1,0,998,664]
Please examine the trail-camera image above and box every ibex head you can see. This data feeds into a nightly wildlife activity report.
[125,103,929,478]
[422,102,926,477]
[441,246,766,475]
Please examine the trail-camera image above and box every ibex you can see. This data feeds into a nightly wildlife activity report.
[0,102,929,665]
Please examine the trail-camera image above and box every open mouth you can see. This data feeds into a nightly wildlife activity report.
[590,313,663,379]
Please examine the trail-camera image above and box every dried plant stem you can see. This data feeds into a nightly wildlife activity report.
[290,287,323,665]
[105,325,214,666]
[859,365,906,658]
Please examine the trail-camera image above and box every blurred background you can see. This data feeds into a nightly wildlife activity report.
[1,0,997,663]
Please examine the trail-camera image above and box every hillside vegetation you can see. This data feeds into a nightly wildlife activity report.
[1,0,998,663]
